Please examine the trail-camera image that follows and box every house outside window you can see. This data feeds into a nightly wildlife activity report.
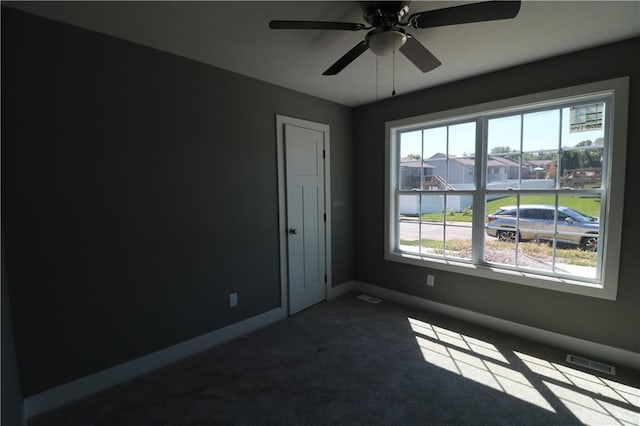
[385,78,628,300]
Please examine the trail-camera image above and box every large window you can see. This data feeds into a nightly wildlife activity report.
[385,78,628,299]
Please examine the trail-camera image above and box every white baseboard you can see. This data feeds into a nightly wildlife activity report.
[354,281,640,370]
[24,307,282,420]
[23,282,639,422]
[327,280,356,300]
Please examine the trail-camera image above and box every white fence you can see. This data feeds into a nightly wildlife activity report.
[399,194,473,215]
[487,179,554,191]
[399,179,554,215]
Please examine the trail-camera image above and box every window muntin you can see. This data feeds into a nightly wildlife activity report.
[386,79,628,299]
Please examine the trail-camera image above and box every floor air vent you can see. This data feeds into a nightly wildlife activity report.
[357,294,382,304]
[566,354,616,375]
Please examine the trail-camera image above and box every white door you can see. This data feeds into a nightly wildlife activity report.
[283,123,327,315]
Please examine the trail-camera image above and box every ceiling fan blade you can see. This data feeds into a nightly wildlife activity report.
[408,1,521,29]
[323,40,369,75]
[399,35,442,73]
[269,20,366,31]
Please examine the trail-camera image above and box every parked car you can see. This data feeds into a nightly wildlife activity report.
[485,204,599,251]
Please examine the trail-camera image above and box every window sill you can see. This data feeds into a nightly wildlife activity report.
[385,250,614,300]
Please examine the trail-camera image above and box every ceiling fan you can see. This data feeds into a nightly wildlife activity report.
[269,1,521,75]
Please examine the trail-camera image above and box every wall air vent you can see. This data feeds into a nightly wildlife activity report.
[566,354,616,375]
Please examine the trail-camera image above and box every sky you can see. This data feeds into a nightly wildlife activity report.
[400,106,606,159]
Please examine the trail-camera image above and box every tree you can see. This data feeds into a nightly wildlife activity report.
[560,140,602,174]
[405,153,421,160]
[490,146,514,154]
[523,151,556,161]
[561,140,603,172]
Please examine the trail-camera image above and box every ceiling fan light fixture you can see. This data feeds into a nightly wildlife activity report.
[367,29,407,56]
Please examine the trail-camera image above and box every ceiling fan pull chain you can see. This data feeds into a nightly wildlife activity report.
[376,55,380,101]
[392,44,396,96]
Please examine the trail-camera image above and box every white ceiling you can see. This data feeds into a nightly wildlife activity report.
[7,1,640,107]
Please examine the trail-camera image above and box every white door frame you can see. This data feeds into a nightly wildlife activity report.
[276,114,331,318]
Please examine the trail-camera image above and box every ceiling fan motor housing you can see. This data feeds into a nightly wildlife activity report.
[363,1,410,28]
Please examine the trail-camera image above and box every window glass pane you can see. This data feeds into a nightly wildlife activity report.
[398,194,421,255]
[560,147,604,189]
[399,161,424,191]
[449,122,476,157]
[515,196,556,273]
[422,126,447,191]
[487,153,522,189]
[487,114,522,189]
[516,242,555,273]
[422,126,447,158]
[519,193,555,206]
[522,109,560,190]
[555,195,599,279]
[484,194,517,266]
[399,130,423,190]
[523,109,561,151]
[522,159,556,186]
[420,195,444,256]
[558,193,601,237]
[444,195,472,260]
[488,115,521,153]
[560,105,606,190]
[448,122,477,189]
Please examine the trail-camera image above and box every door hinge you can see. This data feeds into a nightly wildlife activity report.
[324,274,327,283]
[322,149,325,159]
[323,213,326,222]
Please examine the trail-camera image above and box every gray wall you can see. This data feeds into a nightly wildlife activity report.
[1,7,354,396]
[2,238,23,426]
[353,37,640,353]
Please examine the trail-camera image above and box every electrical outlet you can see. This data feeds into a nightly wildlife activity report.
[229,292,238,307]
[426,274,435,287]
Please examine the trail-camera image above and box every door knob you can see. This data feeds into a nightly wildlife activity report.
[289,228,298,235]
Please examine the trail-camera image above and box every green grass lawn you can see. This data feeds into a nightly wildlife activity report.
[488,195,600,217]
[413,195,601,222]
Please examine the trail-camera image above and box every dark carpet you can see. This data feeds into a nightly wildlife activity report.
[30,293,640,425]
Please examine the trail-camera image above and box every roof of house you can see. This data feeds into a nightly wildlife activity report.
[486,156,521,167]
[401,155,522,169]
[399,160,435,168]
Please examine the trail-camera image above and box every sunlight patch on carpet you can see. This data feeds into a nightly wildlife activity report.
[407,316,640,424]
[408,317,554,412]
[515,351,640,425]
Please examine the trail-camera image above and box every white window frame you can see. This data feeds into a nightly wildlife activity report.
[385,78,628,300]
